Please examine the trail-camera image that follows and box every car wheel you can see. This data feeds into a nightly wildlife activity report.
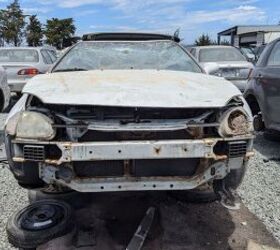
[264,129,280,142]
[170,184,218,203]
[6,200,75,249]
[0,90,4,112]
[28,186,91,209]
[223,167,246,190]
[172,165,246,204]
[253,113,265,131]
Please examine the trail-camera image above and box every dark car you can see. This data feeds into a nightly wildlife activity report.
[244,38,280,137]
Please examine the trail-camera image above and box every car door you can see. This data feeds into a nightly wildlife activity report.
[257,41,280,128]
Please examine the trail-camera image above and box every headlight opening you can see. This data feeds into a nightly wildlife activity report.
[218,107,251,137]
[16,111,56,140]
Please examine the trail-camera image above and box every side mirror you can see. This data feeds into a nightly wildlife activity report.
[203,62,220,75]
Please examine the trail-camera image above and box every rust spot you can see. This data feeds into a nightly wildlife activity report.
[213,155,228,160]
[45,159,61,165]
[154,147,161,154]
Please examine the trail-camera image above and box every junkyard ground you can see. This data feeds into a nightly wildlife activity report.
[0,118,279,249]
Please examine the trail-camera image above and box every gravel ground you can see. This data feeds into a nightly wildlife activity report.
[0,165,28,250]
[238,133,280,243]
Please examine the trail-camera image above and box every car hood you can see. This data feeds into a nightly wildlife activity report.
[23,70,241,108]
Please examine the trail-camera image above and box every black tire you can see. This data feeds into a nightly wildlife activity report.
[6,200,75,249]
[28,188,91,209]
[170,187,218,203]
[0,90,4,112]
[171,165,246,203]
[264,129,280,142]
[223,167,246,190]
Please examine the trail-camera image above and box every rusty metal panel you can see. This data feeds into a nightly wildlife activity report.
[58,140,215,162]
[41,162,228,192]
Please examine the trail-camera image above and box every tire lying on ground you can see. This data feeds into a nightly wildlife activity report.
[6,200,75,249]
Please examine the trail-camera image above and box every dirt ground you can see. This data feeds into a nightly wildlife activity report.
[38,192,280,250]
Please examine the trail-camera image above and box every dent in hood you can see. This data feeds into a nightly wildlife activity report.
[23,70,241,108]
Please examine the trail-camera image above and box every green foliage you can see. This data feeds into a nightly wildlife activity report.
[26,15,43,46]
[0,0,26,46]
[44,18,76,49]
[219,39,230,45]
[195,34,214,46]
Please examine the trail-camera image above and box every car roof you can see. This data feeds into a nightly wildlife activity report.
[0,46,56,51]
[82,32,180,43]
[194,45,235,49]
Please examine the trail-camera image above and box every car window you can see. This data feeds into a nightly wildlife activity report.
[53,41,202,73]
[41,50,53,64]
[199,47,246,62]
[267,42,280,66]
[0,49,39,63]
[190,48,196,57]
[47,50,57,63]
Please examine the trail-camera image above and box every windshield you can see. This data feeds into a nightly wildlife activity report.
[199,47,246,62]
[53,41,202,73]
[0,49,39,63]
[240,47,255,59]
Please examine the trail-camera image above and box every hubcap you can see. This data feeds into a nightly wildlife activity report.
[20,204,64,231]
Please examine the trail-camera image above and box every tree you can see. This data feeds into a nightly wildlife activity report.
[0,0,26,46]
[45,18,76,49]
[26,15,43,46]
[195,34,213,46]
[219,39,230,46]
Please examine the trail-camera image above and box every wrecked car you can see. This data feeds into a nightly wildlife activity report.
[5,33,254,203]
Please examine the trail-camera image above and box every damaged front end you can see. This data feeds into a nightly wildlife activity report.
[5,95,254,192]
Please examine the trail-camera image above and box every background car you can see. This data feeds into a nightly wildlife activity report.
[0,66,10,112]
[239,46,257,63]
[0,46,57,94]
[190,45,254,92]
[254,45,266,59]
[244,38,280,138]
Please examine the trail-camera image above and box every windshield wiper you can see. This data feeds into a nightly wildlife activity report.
[53,68,88,73]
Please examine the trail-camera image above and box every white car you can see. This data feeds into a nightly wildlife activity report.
[0,66,10,112]
[5,33,254,205]
[0,47,57,93]
[190,45,254,92]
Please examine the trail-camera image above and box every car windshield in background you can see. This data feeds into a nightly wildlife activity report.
[53,41,202,73]
[0,49,39,63]
[199,47,246,62]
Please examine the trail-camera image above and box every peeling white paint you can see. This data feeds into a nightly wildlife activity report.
[23,70,241,108]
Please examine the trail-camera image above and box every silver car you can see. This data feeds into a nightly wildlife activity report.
[190,45,254,92]
[0,47,57,93]
[0,66,10,111]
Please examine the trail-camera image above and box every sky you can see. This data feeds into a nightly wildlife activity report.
[0,0,279,44]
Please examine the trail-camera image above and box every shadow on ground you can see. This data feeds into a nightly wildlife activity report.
[254,133,280,161]
[63,192,280,250]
